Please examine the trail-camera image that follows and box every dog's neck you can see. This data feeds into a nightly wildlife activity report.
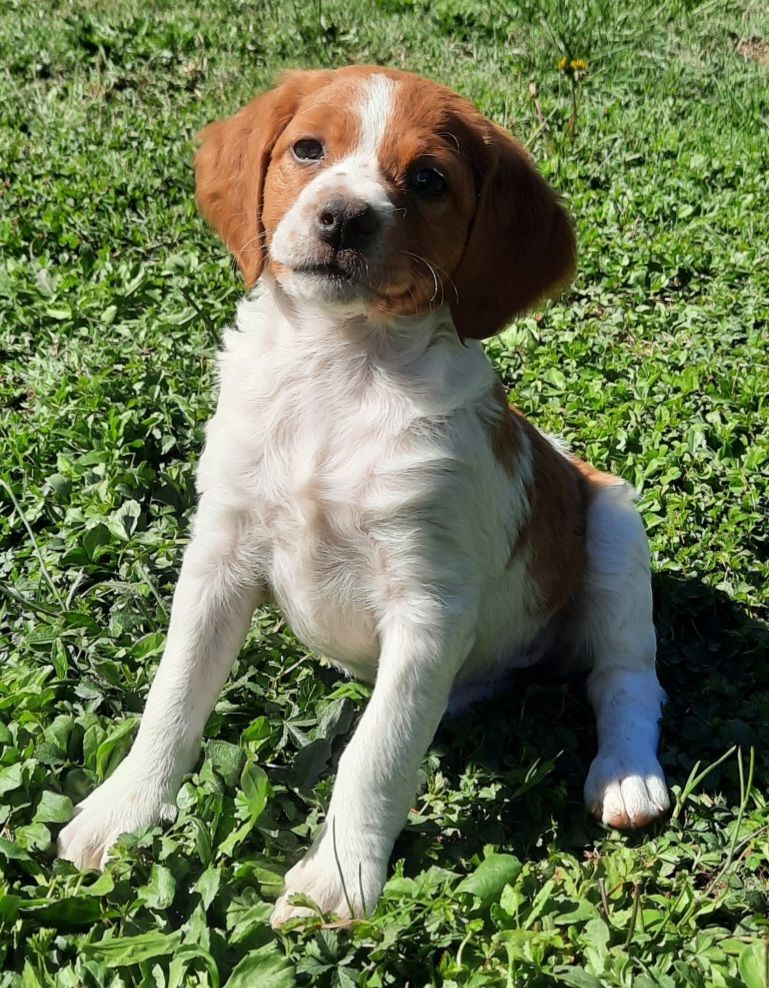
[232,276,495,416]
[258,274,462,366]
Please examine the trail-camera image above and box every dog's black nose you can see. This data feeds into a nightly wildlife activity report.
[315,199,380,251]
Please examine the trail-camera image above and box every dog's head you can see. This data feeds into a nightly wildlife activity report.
[195,66,575,339]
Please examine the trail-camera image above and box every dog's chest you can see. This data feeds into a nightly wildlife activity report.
[262,416,386,673]
[201,327,432,673]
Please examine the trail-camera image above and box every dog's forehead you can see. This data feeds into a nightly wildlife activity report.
[281,72,396,159]
[284,69,471,166]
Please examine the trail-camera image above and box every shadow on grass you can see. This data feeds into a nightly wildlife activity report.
[395,573,769,875]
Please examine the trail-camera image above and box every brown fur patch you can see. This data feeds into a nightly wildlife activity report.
[571,457,624,489]
[195,70,335,286]
[485,386,590,618]
[518,420,588,617]
[482,381,523,478]
[372,74,481,316]
[450,123,576,340]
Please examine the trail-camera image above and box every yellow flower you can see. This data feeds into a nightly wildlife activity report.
[570,58,588,72]
[557,56,569,71]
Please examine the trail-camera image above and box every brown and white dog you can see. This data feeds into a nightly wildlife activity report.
[58,66,669,923]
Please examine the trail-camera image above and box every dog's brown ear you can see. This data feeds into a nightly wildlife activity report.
[195,71,330,286]
[449,124,576,340]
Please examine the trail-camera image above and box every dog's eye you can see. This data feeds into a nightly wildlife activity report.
[408,166,447,198]
[293,139,325,162]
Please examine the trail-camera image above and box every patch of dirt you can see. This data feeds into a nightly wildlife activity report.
[736,37,769,66]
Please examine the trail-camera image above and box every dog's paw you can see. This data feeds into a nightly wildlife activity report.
[57,762,177,871]
[584,749,670,829]
[271,825,387,927]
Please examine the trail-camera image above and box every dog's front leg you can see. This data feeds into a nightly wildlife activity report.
[272,605,475,925]
[58,500,264,870]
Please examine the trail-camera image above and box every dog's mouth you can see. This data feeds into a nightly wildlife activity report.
[272,246,420,312]
[283,258,428,317]
[292,260,356,281]
[280,255,377,308]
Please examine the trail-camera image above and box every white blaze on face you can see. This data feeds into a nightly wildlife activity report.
[269,74,399,301]
[355,73,398,161]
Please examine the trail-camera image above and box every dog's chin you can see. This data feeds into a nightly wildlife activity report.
[272,261,431,322]
[277,263,372,311]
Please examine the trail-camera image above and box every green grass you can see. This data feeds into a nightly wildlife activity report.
[1,0,769,983]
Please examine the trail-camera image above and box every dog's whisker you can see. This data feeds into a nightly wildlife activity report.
[400,250,442,304]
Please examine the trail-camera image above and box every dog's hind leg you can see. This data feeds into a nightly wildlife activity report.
[579,478,670,828]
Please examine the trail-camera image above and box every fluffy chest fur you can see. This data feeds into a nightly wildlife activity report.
[196,282,547,680]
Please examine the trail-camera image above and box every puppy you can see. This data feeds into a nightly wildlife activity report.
[58,66,669,923]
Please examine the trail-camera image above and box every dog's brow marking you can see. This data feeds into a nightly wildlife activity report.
[355,74,398,158]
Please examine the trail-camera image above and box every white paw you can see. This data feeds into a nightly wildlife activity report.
[57,760,177,870]
[271,822,387,927]
[584,748,670,829]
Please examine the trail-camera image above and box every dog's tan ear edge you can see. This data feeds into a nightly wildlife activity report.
[449,124,576,341]
[194,71,331,287]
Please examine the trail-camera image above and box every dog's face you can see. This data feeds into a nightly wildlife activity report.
[263,72,479,319]
[195,66,575,338]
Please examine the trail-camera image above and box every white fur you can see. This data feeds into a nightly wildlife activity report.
[356,73,398,157]
[58,74,669,918]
